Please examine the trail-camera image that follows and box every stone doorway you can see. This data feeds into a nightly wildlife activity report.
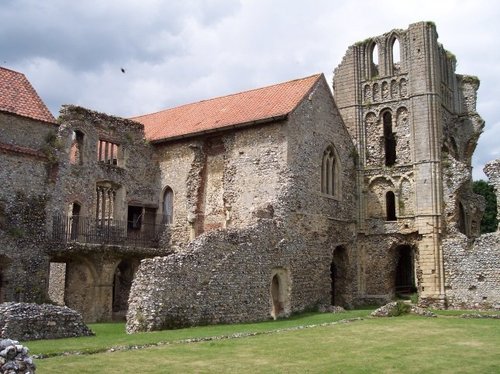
[395,245,416,295]
[112,259,137,320]
[270,268,290,320]
[331,246,348,306]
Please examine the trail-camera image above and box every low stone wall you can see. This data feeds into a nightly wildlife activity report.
[0,303,94,341]
[126,219,335,332]
[0,339,36,373]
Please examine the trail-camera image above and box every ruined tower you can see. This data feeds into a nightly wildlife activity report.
[333,21,484,305]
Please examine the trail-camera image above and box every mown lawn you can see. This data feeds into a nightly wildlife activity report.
[28,310,500,373]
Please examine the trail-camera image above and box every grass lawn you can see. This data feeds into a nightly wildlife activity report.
[28,310,500,373]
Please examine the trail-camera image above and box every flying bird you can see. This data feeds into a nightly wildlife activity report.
[121,68,125,73]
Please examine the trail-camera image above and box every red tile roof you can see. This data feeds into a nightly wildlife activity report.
[0,67,56,124]
[132,74,323,142]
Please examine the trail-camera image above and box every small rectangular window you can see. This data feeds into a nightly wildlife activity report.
[98,139,120,165]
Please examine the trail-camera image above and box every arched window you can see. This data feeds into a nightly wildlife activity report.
[383,111,396,166]
[392,38,400,66]
[321,146,340,197]
[386,191,397,221]
[69,130,84,165]
[163,187,174,224]
[371,43,379,77]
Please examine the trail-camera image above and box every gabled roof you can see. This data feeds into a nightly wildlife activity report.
[0,67,56,124]
[132,74,323,142]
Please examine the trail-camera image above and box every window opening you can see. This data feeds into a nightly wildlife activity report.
[127,206,143,231]
[386,191,397,221]
[321,146,339,196]
[98,139,119,165]
[371,43,379,77]
[383,112,396,166]
[163,187,174,224]
[70,130,84,165]
[392,38,400,66]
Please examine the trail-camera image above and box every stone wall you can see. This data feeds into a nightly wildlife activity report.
[153,119,288,248]
[441,159,500,309]
[0,112,58,304]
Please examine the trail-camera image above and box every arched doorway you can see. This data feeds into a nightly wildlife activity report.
[270,268,290,320]
[112,259,136,320]
[395,245,416,295]
[271,275,282,316]
[331,246,348,306]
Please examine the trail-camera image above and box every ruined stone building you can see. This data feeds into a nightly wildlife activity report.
[0,22,498,327]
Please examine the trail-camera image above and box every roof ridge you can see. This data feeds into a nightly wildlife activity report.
[132,73,322,119]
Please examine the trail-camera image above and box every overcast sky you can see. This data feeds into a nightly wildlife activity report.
[1,0,498,179]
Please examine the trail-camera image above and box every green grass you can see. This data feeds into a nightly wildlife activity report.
[25,309,371,356]
[28,310,500,373]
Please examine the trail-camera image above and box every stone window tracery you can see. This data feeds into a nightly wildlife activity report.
[321,146,340,198]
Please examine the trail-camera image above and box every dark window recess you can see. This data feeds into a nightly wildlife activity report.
[383,112,396,166]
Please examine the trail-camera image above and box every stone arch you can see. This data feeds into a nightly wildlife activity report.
[112,258,139,320]
[364,84,372,102]
[331,246,348,306]
[270,267,291,320]
[381,81,389,99]
[64,257,98,322]
[367,177,396,219]
[390,79,398,98]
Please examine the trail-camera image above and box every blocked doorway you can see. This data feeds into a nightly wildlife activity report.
[331,246,348,306]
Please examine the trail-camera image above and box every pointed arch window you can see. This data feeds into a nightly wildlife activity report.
[162,187,174,225]
[392,37,401,68]
[370,42,379,78]
[321,146,340,198]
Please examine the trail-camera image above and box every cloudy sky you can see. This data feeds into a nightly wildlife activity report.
[1,0,498,179]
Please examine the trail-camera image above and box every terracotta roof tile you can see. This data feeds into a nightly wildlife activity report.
[132,74,322,142]
[0,67,56,124]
